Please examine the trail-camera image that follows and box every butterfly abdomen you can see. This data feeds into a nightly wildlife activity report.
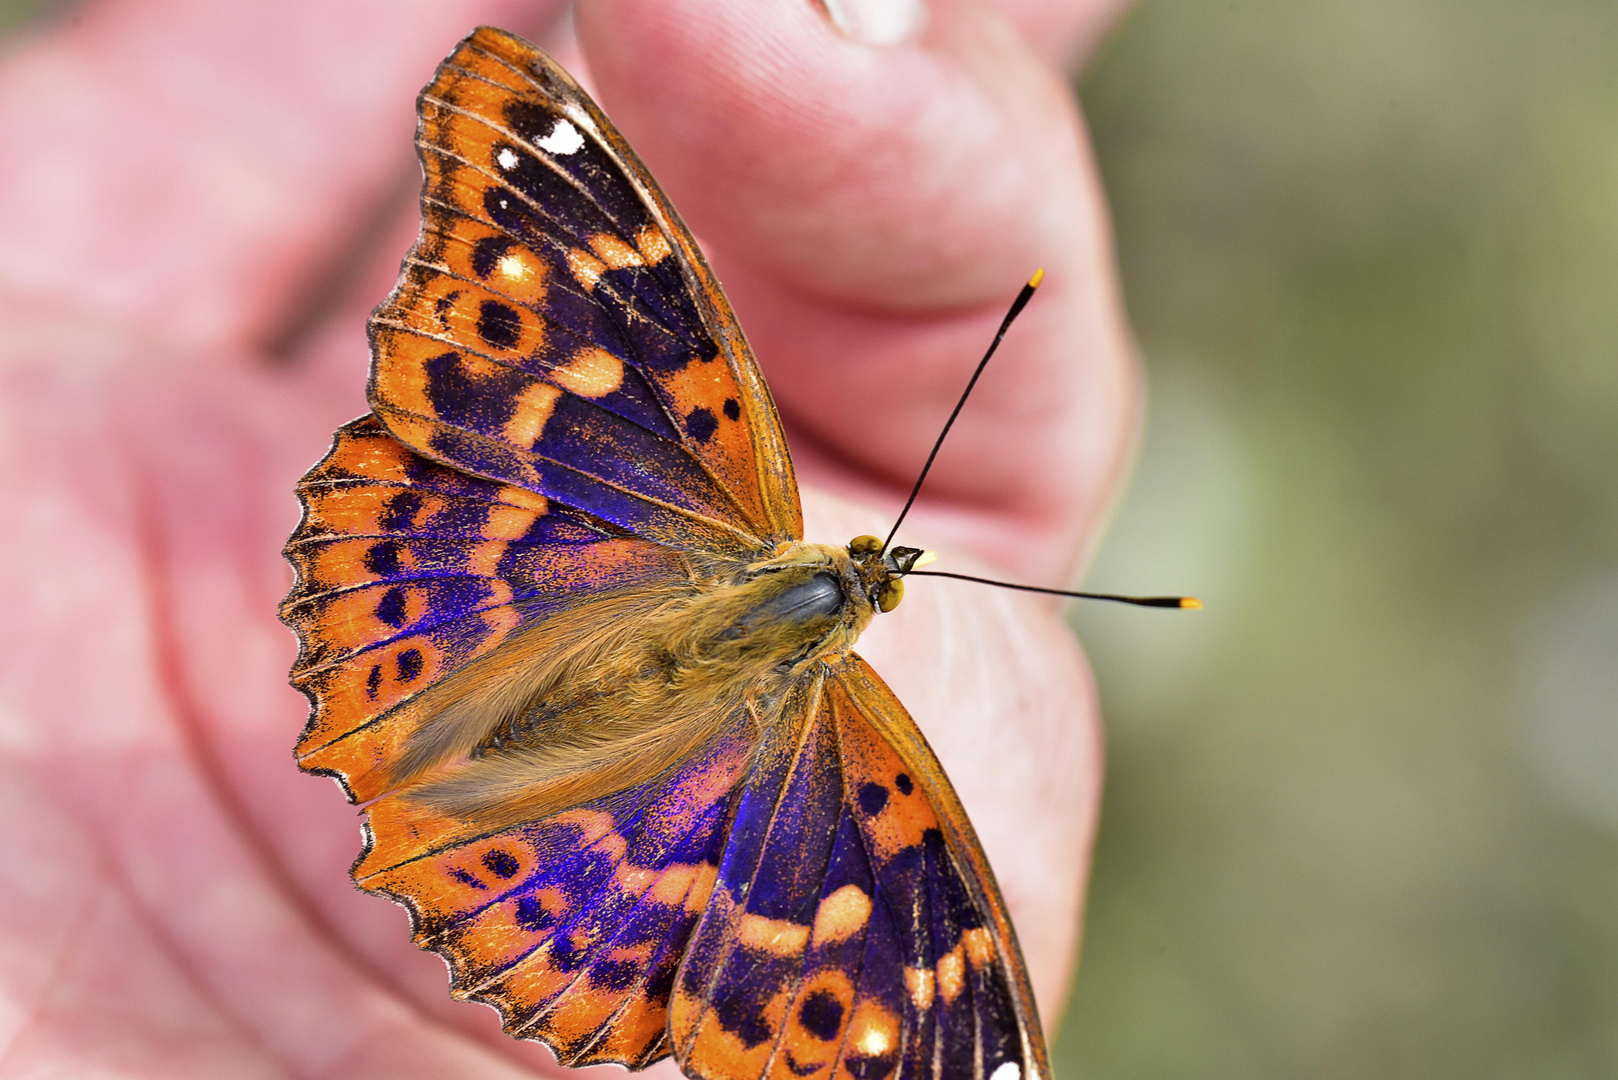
[399,542,876,827]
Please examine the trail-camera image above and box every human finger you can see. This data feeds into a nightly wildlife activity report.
[576,0,1138,582]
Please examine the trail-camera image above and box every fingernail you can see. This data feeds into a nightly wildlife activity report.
[818,0,927,46]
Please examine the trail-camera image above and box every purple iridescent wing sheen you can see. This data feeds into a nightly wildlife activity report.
[669,659,1050,1080]
[368,26,800,557]
[283,415,684,801]
[354,711,758,1066]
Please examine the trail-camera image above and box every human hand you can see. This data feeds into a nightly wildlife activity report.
[0,0,1135,1076]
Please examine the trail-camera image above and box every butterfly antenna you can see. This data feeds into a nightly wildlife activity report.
[880,269,1045,555]
[878,270,1198,611]
[902,569,1201,610]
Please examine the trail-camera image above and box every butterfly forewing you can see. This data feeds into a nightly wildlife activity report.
[670,658,1048,1080]
[369,27,800,557]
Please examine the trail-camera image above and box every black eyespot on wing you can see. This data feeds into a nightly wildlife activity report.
[476,300,524,350]
[362,540,399,576]
[686,406,718,443]
[482,848,521,879]
[798,989,844,1041]
[374,586,409,629]
[858,781,889,816]
[396,648,424,683]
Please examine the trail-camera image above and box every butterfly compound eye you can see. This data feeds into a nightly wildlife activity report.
[876,578,905,613]
[848,535,883,555]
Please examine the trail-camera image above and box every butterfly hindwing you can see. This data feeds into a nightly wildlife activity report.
[354,710,759,1068]
[831,658,1047,1080]
[670,658,1048,1080]
[370,26,800,557]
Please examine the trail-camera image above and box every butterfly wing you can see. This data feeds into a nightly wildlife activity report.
[369,26,800,556]
[670,657,1049,1080]
[284,415,686,802]
[352,709,759,1068]
[288,25,803,797]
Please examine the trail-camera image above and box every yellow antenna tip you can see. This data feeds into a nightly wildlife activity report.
[1180,597,1202,610]
[912,550,938,569]
[1028,268,1045,289]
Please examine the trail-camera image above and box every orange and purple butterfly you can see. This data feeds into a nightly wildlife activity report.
[281,27,1192,1080]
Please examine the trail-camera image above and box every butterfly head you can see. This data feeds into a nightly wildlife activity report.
[846,535,929,613]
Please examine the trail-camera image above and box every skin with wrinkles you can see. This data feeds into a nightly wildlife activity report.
[0,0,1134,1077]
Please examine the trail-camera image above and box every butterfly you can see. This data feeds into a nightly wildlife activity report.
[282,26,1049,1080]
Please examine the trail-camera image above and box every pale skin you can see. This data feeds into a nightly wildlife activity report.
[0,0,1138,1077]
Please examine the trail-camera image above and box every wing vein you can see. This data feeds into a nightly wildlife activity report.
[679,680,824,1059]
[373,402,762,551]
[427,65,645,239]
[414,140,701,363]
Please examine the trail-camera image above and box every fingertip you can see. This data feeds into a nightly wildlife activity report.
[820,0,929,46]
[575,0,1096,310]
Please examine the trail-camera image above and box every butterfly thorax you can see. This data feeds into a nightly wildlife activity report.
[394,540,889,828]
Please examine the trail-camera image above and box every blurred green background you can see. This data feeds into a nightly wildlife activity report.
[5,0,1611,1075]
[1060,2,1618,1077]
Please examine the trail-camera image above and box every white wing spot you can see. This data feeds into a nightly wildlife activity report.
[990,1064,1021,1080]
[537,117,585,155]
[495,147,521,171]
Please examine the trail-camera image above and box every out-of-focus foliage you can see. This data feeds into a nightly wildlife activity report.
[1060,2,1618,1077]
[0,0,59,31]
